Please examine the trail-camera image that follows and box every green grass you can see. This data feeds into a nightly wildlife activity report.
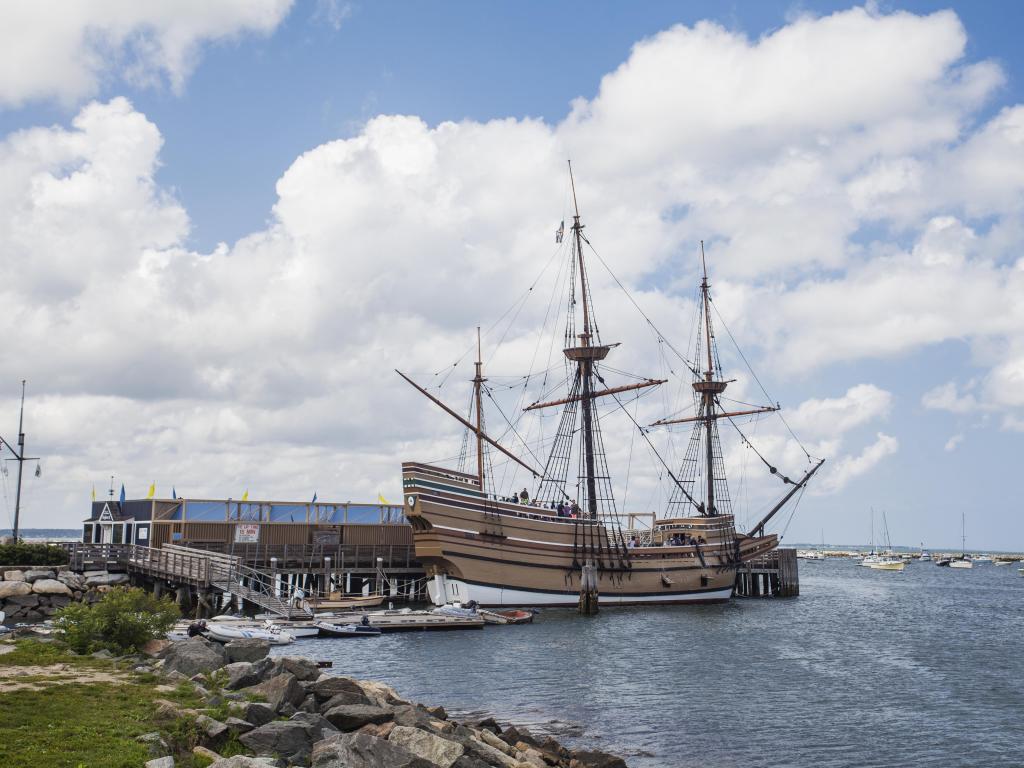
[0,640,249,768]
[0,639,101,667]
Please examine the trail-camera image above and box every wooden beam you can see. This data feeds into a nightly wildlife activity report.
[748,458,826,537]
[524,378,666,412]
[651,405,778,427]
[395,370,541,477]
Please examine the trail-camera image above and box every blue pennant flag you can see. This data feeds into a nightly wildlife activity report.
[119,484,126,506]
[172,486,178,500]
[312,491,318,504]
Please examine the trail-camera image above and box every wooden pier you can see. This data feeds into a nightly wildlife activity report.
[62,542,428,617]
[734,547,799,597]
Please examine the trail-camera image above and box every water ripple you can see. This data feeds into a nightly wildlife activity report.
[275,561,1024,767]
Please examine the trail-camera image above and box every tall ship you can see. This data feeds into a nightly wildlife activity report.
[398,168,824,607]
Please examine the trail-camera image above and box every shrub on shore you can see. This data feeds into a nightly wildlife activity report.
[0,542,69,566]
[55,587,180,654]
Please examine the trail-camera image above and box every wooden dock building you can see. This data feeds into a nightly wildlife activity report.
[81,497,426,602]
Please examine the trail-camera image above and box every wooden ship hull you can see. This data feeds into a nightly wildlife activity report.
[403,462,778,607]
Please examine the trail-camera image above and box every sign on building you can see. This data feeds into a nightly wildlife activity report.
[235,524,260,543]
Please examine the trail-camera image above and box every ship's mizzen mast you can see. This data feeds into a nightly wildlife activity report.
[654,243,779,518]
[473,327,486,492]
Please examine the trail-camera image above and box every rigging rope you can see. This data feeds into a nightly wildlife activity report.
[581,235,700,377]
[708,296,816,462]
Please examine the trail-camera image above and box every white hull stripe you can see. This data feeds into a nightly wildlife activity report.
[429,577,733,607]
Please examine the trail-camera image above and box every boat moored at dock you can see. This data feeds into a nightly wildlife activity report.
[398,167,823,608]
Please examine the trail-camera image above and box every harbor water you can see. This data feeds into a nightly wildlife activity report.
[276,560,1024,767]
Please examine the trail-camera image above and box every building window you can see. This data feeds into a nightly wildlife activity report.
[112,525,123,544]
[83,524,92,543]
[124,524,133,544]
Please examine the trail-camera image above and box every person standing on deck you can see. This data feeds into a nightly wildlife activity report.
[519,488,530,504]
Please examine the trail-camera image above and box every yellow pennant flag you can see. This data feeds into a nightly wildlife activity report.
[378,492,389,504]
[242,489,249,501]
[146,482,156,499]
[91,485,96,501]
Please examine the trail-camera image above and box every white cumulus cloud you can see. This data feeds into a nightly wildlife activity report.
[0,0,293,108]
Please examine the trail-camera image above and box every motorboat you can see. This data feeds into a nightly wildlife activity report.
[973,555,992,563]
[204,623,295,645]
[869,557,906,571]
[935,558,952,567]
[433,602,480,619]
[797,550,824,561]
[949,557,973,569]
[263,620,319,638]
[314,620,382,638]
[919,549,932,562]
[479,608,535,625]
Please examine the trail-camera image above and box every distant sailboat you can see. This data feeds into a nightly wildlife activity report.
[949,513,973,569]
[869,510,905,571]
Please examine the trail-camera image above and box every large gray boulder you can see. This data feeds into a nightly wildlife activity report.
[323,703,393,731]
[319,690,372,712]
[224,717,255,735]
[272,655,321,682]
[23,569,56,583]
[242,671,305,712]
[389,725,465,768]
[161,638,228,677]
[209,756,279,767]
[570,750,628,768]
[224,662,263,691]
[224,638,270,663]
[194,714,230,746]
[31,578,72,596]
[145,757,175,768]
[312,732,436,768]
[309,675,370,704]
[2,570,26,582]
[239,713,337,765]
[84,572,130,587]
[0,581,32,599]
[57,571,85,590]
[4,593,40,607]
[243,702,277,727]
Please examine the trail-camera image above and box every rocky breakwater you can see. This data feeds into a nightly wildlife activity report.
[0,567,129,623]
[143,637,627,768]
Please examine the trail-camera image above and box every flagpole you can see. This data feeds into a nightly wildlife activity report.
[1,381,39,542]
[12,381,26,541]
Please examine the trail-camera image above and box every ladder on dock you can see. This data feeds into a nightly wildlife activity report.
[161,545,299,618]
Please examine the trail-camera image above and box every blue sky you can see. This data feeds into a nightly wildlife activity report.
[1,1,1023,550]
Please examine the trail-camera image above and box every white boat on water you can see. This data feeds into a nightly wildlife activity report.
[204,623,295,645]
[870,557,906,571]
[973,555,992,563]
[263,620,319,638]
[994,559,1012,566]
[797,550,824,561]
[949,514,973,569]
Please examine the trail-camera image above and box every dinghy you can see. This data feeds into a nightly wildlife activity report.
[204,623,295,645]
[314,620,381,638]
[262,620,320,638]
[479,609,534,625]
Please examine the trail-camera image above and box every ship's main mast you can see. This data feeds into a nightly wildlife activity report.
[567,164,609,518]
